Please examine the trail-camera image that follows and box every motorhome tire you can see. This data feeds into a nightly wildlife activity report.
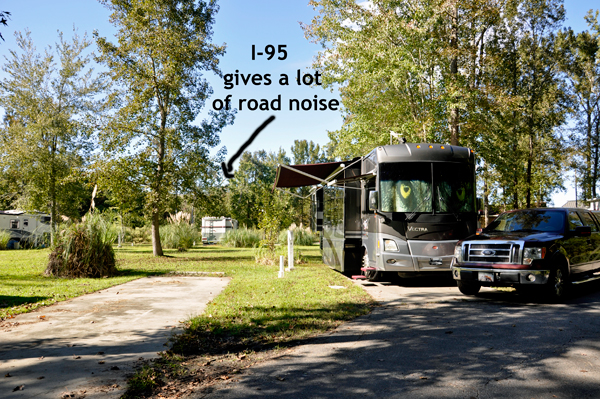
[457,280,480,296]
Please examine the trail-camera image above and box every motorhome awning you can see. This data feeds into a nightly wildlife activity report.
[273,161,346,188]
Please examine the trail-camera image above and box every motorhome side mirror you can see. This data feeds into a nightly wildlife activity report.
[369,191,378,211]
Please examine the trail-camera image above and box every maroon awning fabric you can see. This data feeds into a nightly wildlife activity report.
[273,161,346,188]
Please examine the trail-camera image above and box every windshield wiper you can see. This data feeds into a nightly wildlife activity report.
[407,193,431,221]
[437,187,460,221]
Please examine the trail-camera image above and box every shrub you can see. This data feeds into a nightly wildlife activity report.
[124,226,152,244]
[160,223,199,250]
[221,227,261,248]
[45,211,118,278]
[0,230,10,250]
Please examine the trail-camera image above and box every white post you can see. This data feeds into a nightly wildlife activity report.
[287,230,295,270]
[279,255,285,278]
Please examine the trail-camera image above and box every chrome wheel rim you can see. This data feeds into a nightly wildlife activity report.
[554,269,564,297]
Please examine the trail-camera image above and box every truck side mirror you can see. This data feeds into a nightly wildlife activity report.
[369,191,378,211]
[574,226,592,237]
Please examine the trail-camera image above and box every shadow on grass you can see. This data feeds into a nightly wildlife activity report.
[117,269,169,278]
[0,295,50,308]
[170,301,372,357]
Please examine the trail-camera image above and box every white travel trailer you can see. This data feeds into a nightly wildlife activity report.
[0,210,52,248]
[201,217,238,244]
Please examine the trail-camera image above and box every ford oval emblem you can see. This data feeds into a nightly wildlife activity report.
[483,250,496,256]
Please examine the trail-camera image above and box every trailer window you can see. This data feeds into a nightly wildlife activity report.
[380,163,432,213]
[10,220,19,229]
[434,163,475,213]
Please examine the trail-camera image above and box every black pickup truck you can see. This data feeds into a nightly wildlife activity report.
[451,208,600,300]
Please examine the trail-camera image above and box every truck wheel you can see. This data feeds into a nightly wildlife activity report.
[545,266,569,301]
[362,251,382,282]
[457,280,481,295]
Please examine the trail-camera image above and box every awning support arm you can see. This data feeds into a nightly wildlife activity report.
[274,186,310,199]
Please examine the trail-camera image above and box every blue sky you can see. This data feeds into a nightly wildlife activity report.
[0,1,597,205]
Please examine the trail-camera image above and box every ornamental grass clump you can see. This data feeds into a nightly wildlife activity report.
[0,230,10,250]
[160,212,199,251]
[221,227,261,248]
[45,211,119,278]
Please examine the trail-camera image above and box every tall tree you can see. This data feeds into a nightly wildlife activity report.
[0,30,104,240]
[227,149,291,229]
[96,0,234,256]
[303,0,507,157]
[289,139,329,227]
[558,11,600,199]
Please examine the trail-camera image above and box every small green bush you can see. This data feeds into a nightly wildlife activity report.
[45,211,119,278]
[221,227,262,248]
[0,230,10,250]
[124,226,152,244]
[160,223,199,250]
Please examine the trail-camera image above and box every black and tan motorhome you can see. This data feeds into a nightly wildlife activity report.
[274,142,477,280]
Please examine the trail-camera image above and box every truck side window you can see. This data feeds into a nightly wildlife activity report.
[10,220,19,229]
[568,211,584,231]
[24,219,29,227]
[579,211,599,232]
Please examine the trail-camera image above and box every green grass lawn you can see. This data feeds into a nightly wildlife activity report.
[0,244,375,397]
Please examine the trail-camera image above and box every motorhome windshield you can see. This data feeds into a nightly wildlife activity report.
[435,163,474,213]
[379,162,474,214]
[380,163,432,213]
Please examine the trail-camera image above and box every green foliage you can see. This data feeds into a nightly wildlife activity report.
[96,0,234,256]
[45,211,119,278]
[221,227,262,248]
[159,223,199,250]
[0,30,105,229]
[227,150,290,228]
[557,12,600,200]
[122,363,163,398]
[0,230,10,250]
[124,226,152,244]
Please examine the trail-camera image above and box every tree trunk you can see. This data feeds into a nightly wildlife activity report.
[593,111,600,198]
[449,2,459,146]
[151,211,163,256]
[526,130,534,208]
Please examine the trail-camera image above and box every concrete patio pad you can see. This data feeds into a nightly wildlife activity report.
[0,276,230,398]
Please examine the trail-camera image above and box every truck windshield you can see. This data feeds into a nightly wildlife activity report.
[485,210,565,233]
[434,163,474,213]
[380,163,432,213]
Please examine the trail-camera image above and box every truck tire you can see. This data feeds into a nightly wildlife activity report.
[545,266,569,302]
[457,280,481,295]
[362,250,382,282]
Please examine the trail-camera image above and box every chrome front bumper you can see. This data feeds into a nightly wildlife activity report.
[451,265,550,285]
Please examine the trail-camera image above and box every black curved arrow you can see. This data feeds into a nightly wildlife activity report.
[221,115,276,179]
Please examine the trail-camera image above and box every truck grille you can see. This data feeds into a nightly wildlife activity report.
[465,243,520,263]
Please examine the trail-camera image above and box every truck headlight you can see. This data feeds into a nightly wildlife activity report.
[523,247,546,265]
[384,239,399,252]
[454,245,463,261]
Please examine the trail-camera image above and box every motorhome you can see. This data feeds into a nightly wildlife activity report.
[201,217,238,244]
[0,210,52,248]
[273,142,477,280]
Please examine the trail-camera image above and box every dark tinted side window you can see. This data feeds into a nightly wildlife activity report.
[568,211,584,231]
[579,211,599,232]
